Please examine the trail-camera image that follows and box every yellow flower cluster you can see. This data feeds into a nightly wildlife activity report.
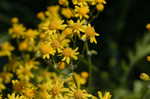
[0,0,111,99]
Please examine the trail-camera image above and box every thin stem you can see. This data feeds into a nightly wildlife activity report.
[85,41,93,88]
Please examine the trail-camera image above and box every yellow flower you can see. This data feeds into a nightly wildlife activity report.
[40,18,66,34]
[96,3,104,11]
[49,79,69,99]
[62,28,73,36]
[50,33,70,52]
[81,72,89,79]
[47,5,60,17]
[146,24,150,31]
[90,0,106,5]
[37,11,45,20]
[68,20,85,36]
[74,73,87,85]
[22,88,35,98]
[98,91,112,99]
[82,24,99,43]
[39,42,56,59]
[23,29,38,40]
[67,85,92,99]
[57,61,66,70]
[96,0,106,4]
[75,5,89,19]
[12,80,32,93]
[4,59,20,72]
[59,0,69,6]
[146,56,150,61]
[0,78,5,92]
[140,73,150,80]
[0,72,13,83]
[7,93,27,99]
[61,8,73,18]
[0,42,14,57]
[16,65,34,81]
[11,17,19,24]
[72,0,88,5]
[37,90,51,99]
[18,40,28,51]
[9,24,26,38]
[61,48,79,64]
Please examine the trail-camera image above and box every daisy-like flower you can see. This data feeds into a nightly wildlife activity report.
[39,42,56,59]
[23,29,38,40]
[9,24,26,38]
[61,8,74,19]
[7,93,27,99]
[0,42,14,57]
[48,78,69,99]
[0,72,13,83]
[75,5,89,19]
[16,65,34,81]
[81,24,99,43]
[67,85,92,99]
[98,91,112,99]
[68,20,85,36]
[50,33,70,53]
[40,18,66,34]
[61,48,79,64]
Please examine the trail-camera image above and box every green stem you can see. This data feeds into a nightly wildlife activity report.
[84,41,93,88]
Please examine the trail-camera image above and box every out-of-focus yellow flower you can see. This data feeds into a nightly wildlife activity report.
[81,72,89,79]
[40,18,66,34]
[18,40,28,51]
[146,24,150,31]
[59,0,69,6]
[96,3,104,11]
[61,8,73,18]
[140,73,150,80]
[47,5,60,17]
[7,93,27,99]
[9,24,26,38]
[146,56,150,61]
[75,5,89,19]
[0,72,13,83]
[37,90,51,99]
[82,24,99,43]
[12,80,32,93]
[0,42,14,57]
[16,65,34,81]
[4,59,20,72]
[11,17,19,23]
[72,0,88,5]
[37,11,45,20]
[96,0,106,4]
[22,88,35,98]
[58,61,66,70]
[98,91,112,99]
[61,48,79,64]
[74,73,87,85]
[62,28,73,36]
[39,42,56,59]
[0,78,5,92]
[23,29,38,40]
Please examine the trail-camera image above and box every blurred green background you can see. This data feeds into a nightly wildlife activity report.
[0,0,150,98]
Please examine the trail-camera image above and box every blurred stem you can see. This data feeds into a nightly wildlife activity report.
[84,41,93,89]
